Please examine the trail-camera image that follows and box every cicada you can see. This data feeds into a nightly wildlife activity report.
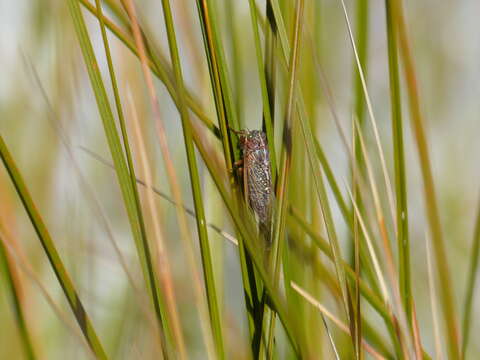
[233,130,273,244]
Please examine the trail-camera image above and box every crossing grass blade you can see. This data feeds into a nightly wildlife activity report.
[267,0,353,335]
[390,1,460,358]
[67,0,171,355]
[190,124,304,357]
[194,0,264,351]
[0,134,108,359]
[461,196,480,358]
[79,0,221,139]
[0,232,36,360]
[384,0,412,328]
[264,0,305,356]
[157,0,225,357]
[247,0,277,181]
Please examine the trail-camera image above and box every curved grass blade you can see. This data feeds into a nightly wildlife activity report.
[384,0,412,327]
[0,135,107,359]
[338,0,396,229]
[247,0,277,181]
[67,0,170,355]
[194,0,263,350]
[79,0,221,139]
[390,1,460,358]
[267,0,352,330]
[190,124,304,357]
[264,0,305,356]
[0,232,36,360]
[155,0,226,357]
[461,195,480,358]
[291,282,387,360]
[79,147,238,246]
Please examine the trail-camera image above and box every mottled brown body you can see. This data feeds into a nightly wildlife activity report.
[236,130,273,240]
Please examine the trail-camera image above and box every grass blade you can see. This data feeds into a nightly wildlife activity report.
[79,0,221,139]
[247,0,277,180]
[265,0,305,356]
[156,0,225,357]
[384,0,412,327]
[0,232,36,360]
[291,282,386,360]
[0,134,107,359]
[461,195,480,358]
[268,0,353,332]
[67,0,170,355]
[194,0,262,351]
[190,123,303,356]
[390,1,461,358]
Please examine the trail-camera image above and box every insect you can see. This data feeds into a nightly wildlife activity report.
[232,129,273,244]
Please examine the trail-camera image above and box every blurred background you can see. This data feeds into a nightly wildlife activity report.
[1,0,480,359]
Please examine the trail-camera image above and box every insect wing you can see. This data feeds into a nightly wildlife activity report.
[245,148,273,225]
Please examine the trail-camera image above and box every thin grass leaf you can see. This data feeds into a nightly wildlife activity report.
[390,1,461,358]
[426,233,444,360]
[190,123,304,356]
[267,0,353,339]
[79,147,238,246]
[0,134,107,359]
[352,118,363,360]
[0,228,97,357]
[67,0,170,355]
[338,0,396,229]
[126,93,188,360]
[24,58,150,310]
[194,0,239,162]
[384,0,412,330]
[291,282,387,360]
[247,0,277,181]
[194,0,262,350]
[351,4,369,358]
[461,194,480,358]
[157,0,225,357]
[321,313,341,360]
[0,233,36,360]
[344,180,390,303]
[79,0,221,138]
[289,207,409,358]
[264,0,305,356]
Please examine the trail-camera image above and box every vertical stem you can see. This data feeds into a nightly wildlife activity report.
[0,233,36,360]
[159,0,225,358]
[265,0,305,357]
[247,0,277,182]
[194,0,261,351]
[384,0,411,326]
[351,2,368,358]
[0,134,108,360]
[461,195,480,358]
[392,0,460,358]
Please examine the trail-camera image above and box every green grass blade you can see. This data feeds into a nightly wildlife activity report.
[265,0,305,356]
[461,196,480,358]
[391,1,460,358]
[79,0,221,139]
[267,0,352,331]
[67,0,171,355]
[351,4,369,357]
[159,0,225,357]
[384,0,412,327]
[0,233,36,360]
[194,0,262,350]
[0,135,108,359]
[289,207,405,357]
[190,127,303,356]
[194,0,238,164]
[247,0,277,181]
